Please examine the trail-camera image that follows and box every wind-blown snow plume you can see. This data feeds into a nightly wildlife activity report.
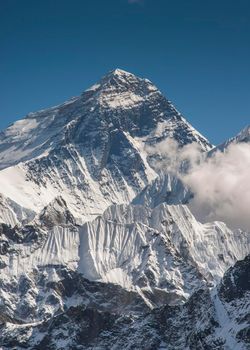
[147,139,250,231]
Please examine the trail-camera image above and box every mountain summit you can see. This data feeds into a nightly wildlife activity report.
[0,69,211,222]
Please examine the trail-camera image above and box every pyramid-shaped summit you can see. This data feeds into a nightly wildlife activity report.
[103,68,136,77]
[87,68,142,89]
[86,67,159,107]
[99,68,146,81]
[0,68,212,168]
[98,68,154,86]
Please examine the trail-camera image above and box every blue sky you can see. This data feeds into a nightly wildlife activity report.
[0,0,249,144]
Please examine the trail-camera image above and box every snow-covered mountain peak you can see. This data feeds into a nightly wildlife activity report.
[0,69,212,222]
[0,69,211,166]
[213,124,250,153]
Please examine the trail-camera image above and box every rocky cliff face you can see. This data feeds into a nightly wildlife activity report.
[1,255,249,349]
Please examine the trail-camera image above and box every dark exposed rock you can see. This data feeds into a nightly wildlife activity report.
[39,196,76,228]
[218,254,250,302]
[0,222,44,244]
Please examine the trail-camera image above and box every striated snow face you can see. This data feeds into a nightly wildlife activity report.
[1,226,79,276]
[78,203,249,294]
[1,199,248,308]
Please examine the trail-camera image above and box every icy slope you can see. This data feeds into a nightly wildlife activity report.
[0,96,80,170]
[132,171,191,208]
[77,203,250,302]
[0,69,212,223]
[0,193,35,227]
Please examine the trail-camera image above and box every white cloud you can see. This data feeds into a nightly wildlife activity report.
[145,138,202,174]
[146,138,250,231]
[183,142,250,231]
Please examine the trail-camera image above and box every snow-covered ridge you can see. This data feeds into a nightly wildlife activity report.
[79,203,249,289]
[211,124,250,154]
[1,199,249,306]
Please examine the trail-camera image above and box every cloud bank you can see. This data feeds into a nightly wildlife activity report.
[184,142,250,231]
[147,139,250,231]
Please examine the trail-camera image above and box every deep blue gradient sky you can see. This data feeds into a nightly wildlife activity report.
[0,0,249,144]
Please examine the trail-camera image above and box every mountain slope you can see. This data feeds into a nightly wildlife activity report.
[1,255,249,349]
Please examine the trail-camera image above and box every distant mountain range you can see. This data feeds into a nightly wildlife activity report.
[0,69,249,349]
